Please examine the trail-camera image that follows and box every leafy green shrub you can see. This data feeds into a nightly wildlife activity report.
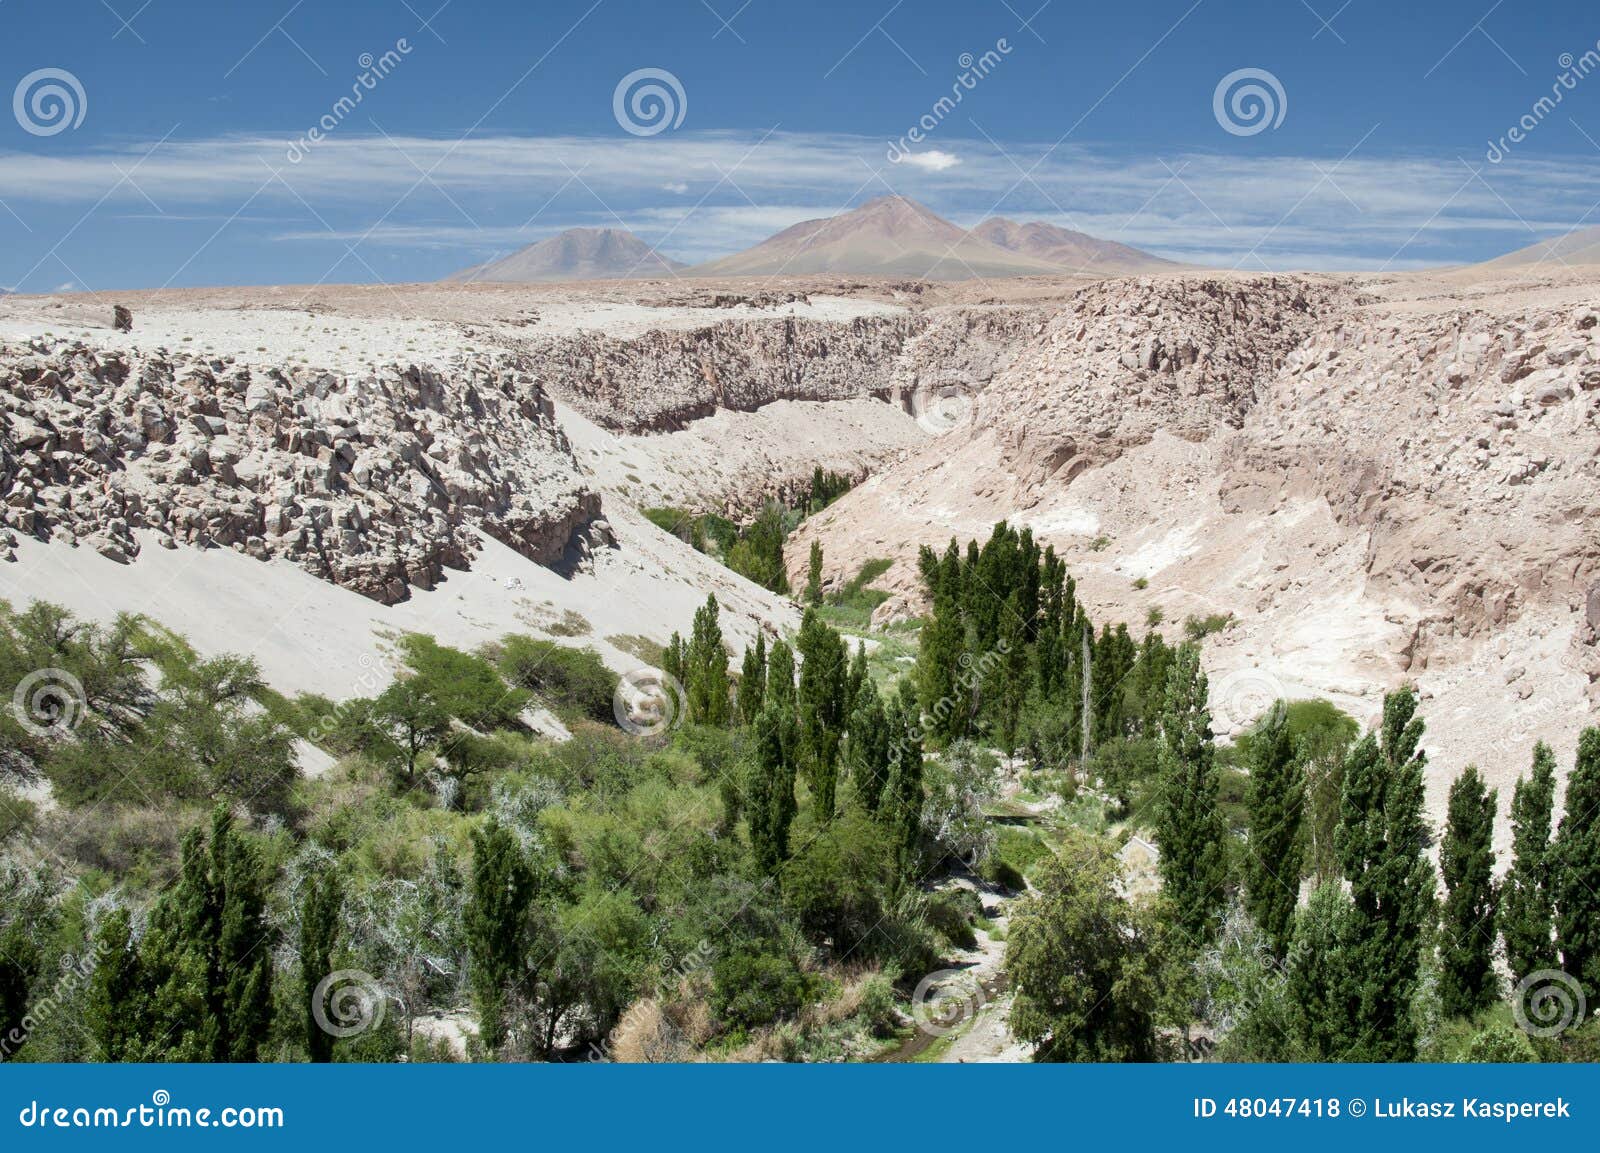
[925,888,981,948]
[856,969,899,1038]
[980,856,1026,893]
[1183,612,1234,641]
[711,947,806,1028]
[493,635,617,723]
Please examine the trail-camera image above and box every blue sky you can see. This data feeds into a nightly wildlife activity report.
[3,0,1600,289]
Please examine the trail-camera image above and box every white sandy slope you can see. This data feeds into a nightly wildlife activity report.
[0,511,797,703]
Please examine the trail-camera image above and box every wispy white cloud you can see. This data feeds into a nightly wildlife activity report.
[2,130,1598,270]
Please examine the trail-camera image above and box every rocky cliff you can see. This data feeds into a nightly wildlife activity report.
[0,341,603,604]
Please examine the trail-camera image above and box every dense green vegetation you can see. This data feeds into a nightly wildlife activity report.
[2,508,1599,1066]
[643,467,857,595]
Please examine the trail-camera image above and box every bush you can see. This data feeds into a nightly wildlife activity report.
[855,969,899,1038]
[980,856,1026,893]
[711,947,806,1029]
[493,636,618,723]
[926,888,982,949]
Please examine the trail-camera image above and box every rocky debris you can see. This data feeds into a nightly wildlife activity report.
[519,306,1047,433]
[982,276,1354,491]
[113,305,132,333]
[0,340,602,604]
[1229,301,1600,672]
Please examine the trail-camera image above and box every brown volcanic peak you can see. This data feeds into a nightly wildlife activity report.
[448,227,685,283]
[971,217,1178,275]
[689,195,1066,280]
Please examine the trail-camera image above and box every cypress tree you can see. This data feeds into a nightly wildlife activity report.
[847,677,891,814]
[464,820,536,1054]
[1153,643,1226,943]
[300,871,342,1063]
[796,610,848,822]
[218,817,273,1062]
[1287,882,1358,1059]
[1554,727,1600,1002]
[747,699,797,874]
[916,580,964,743]
[1244,701,1304,959]
[1501,741,1558,985]
[805,540,824,604]
[1437,765,1498,1018]
[738,634,767,724]
[766,640,796,712]
[883,682,925,881]
[685,595,731,726]
[1335,687,1432,1061]
[83,909,142,1062]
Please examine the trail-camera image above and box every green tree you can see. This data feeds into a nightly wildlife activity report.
[1437,765,1498,1018]
[1502,742,1558,985]
[1153,644,1226,943]
[1286,882,1358,1059]
[738,634,767,724]
[805,540,823,604]
[766,640,796,712]
[370,677,450,788]
[1244,701,1304,959]
[847,678,891,815]
[1335,687,1433,1061]
[795,610,848,822]
[464,820,537,1054]
[882,683,925,881]
[1005,835,1159,1061]
[300,871,342,1063]
[746,700,797,875]
[684,596,731,727]
[1554,728,1600,1002]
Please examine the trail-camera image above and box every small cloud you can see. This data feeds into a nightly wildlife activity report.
[895,149,961,172]
[54,281,77,293]
[662,181,689,194]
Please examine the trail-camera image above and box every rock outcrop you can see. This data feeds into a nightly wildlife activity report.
[0,341,603,603]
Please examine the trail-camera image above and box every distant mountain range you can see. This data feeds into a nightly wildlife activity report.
[448,227,686,283]
[442,195,1178,283]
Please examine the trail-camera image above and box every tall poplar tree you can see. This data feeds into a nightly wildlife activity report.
[1244,701,1303,959]
[1501,741,1558,985]
[1153,644,1226,943]
[1335,687,1432,1062]
[1554,727,1600,1002]
[1437,765,1498,1018]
